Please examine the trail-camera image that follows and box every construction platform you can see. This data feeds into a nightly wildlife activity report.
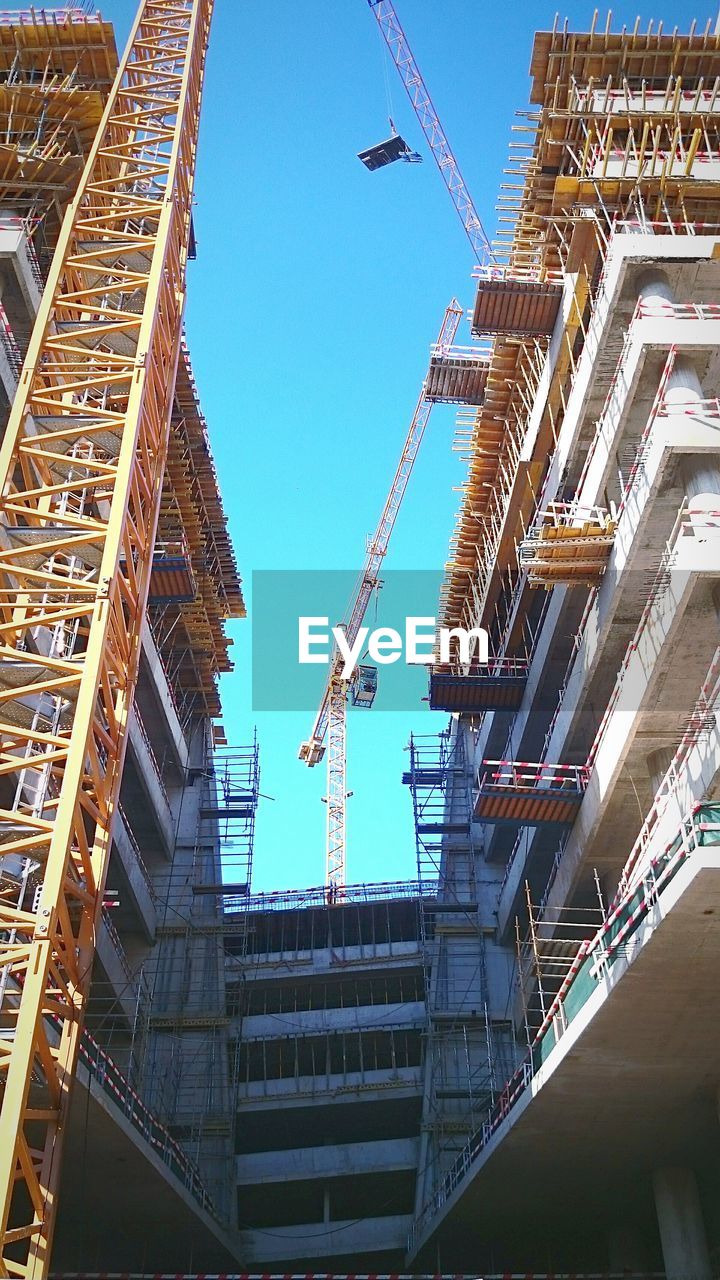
[519,503,617,587]
[428,660,528,712]
[474,761,588,825]
[471,276,562,337]
[148,540,197,604]
[425,348,489,404]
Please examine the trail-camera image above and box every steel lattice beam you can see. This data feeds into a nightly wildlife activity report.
[0,2,213,1274]
[299,301,463,892]
[367,0,495,265]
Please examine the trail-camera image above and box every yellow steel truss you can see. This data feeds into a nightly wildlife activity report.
[0,2,213,1274]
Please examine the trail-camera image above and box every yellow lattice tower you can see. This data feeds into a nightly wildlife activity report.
[0,2,214,1274]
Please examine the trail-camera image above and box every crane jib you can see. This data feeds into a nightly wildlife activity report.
[299,301,463,892]
[366,0,495,265]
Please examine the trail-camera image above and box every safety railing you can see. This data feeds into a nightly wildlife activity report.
[433,656,529,679]
[430,339,492,362]
[116,801,157,903]
[238,878,429,914]
[572,84,720,113]
[611,216,720,236]
[77,1027,218,1219]
[409,802,720,1248]
[538,836,571,916]
[586,504,720,773]
[521,500,613,538]
[144,613,187,729]
[100,908,135,987]
[0,299,22,378]
[617,645,720,899]
[498,828,528,898]
[0,8,100,24]
[20,231,44,292]
[637,298,720,322]
[132,706,172,810]
[479,760,589,793]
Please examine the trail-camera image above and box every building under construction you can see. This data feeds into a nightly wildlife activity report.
[2,4,720,1280]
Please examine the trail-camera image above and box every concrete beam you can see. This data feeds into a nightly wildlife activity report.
[127,706,175,855]
[237,1136,419,1186]
[0,224,42,316]
[409,848,720,1268]
[240,940,423,977]
[237,1066,423,1110]
[54,1061,244,1271]
[239,1001,426,1041]
[241,1213,411,1264]
[112,808,157,943]
[138,618,190,774]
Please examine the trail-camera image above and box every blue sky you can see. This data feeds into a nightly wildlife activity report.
[101,0,713,892]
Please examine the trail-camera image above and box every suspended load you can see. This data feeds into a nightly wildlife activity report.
[350,664,378,707]
[358,132,421,170]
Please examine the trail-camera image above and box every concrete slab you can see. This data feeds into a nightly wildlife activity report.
[410,852,720,1271]
[53,1064,244,1272]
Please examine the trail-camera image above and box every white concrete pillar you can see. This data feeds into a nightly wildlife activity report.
[646,744,675,795]
[652,1166,712,1279]
[681,454,720,511]
[666,355,704,409]
[637,267,674,312]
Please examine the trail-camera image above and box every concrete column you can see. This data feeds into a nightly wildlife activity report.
[646,745,675,794]
[666,355,704,408]
[681,453,720,511]
[652,1166,712,1280]
[637,267,674,310]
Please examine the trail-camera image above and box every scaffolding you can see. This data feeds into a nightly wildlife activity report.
[515,881,604,1045]
[475,760,588,825]
[0,9,116,254]
[137,734,260,1222]
[425,344,490,405]
[518,501,617,587]
[439,19,720,696]
[149,341,245,729]
[404,727,473,894]
[404,729,518,1209]
[428,657,528,714]
[196,738,260,909]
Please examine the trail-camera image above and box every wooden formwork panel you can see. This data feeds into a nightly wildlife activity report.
[472,278,562,337]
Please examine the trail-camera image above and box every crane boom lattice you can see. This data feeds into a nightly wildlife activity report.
[300,300,463,894]
[368,0,495,265]
[0,2,212,1273]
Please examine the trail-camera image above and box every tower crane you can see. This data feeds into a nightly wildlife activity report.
[299,300,463,896]
[302,5,496,895]
[366,0,496,267]
[0,1,212,1274]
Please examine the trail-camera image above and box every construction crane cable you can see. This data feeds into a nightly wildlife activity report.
[367,0,496,265]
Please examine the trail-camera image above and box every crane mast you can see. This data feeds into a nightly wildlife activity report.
[367,0,495,266]
[0,2,212,1273]
[300,300,463,895]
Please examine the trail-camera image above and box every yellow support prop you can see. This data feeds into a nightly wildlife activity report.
[0,2,214,1274]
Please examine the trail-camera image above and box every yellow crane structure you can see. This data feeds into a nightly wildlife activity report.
[0,1,213,1273]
